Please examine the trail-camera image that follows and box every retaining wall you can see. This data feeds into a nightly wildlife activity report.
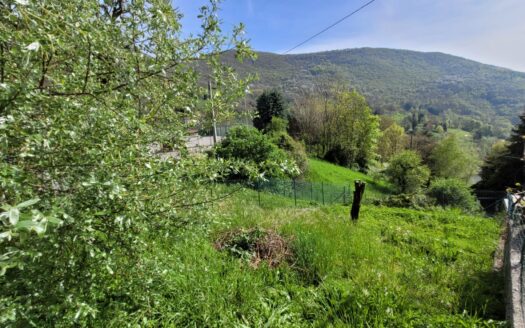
[504,196,525,327]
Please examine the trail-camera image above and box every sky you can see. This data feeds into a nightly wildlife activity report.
[172,0,525,72]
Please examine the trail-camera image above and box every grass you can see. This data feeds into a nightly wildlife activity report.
[103,186,505,327]
[305,158,393,198]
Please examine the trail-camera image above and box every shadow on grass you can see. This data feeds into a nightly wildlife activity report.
[459,268,505,320]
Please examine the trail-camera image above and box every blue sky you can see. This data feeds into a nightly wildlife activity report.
[172,0,525,72]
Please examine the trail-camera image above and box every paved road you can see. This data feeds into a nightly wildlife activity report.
[186,135,223,151]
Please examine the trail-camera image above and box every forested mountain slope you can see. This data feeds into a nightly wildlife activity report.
[226,48,525,132]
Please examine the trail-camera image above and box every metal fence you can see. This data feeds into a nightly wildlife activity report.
[224,178,354,207]
[504,193,525,326]
[256,179,352,206]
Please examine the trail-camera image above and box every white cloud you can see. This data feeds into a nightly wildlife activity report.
[286,0,525,71]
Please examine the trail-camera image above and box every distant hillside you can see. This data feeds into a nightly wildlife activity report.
[225,48,525,134]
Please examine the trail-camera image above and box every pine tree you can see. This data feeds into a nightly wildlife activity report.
[253,90,287,131]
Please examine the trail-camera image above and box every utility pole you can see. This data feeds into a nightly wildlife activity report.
[208,80,218,145]
[522,135,525,186]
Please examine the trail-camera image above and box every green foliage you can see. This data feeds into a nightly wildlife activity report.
[291,88,380,168]
[428,178,481,213]
[305,158,392,198]
[377,122,407,162]
[0,199,61,275]
[253,90,287,131]
[265,116,289,134]
[214,126,299,179]
[225,48,525,136]
[326,90,380,168]
[476,113,525,194]
[205,191,504,326]
[267,118,308,176]
[385,151,431,194]
[429,134,480,182]
[0,0,252,325]
[376,193,431,209]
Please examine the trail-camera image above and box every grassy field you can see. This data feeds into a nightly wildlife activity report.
[305,158,393,198]
[107,186,504,327]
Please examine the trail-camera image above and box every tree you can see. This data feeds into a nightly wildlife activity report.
[385,151,431,194]
[429,134,480,182]
[475,113,525,193]
[324,90,380,168]
[427,178,480,213]
[0,0,252,325]
[290,88,379,168]
[377,123,407,162]
[253,90,287,131]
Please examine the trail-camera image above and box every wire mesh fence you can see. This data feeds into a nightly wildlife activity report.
[223,178,356,207]
[256,179,352,206]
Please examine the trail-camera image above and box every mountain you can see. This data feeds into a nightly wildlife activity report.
[225,48,525,136]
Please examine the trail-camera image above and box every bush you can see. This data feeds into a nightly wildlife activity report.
[385,151,431,194]
[374,193,431,209]
[0,1,253,325]
[427,178,480,212]
[214,126,299,180]
[267,118,308,176]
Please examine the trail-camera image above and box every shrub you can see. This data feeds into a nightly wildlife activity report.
[272,133,308,176]
[267,118,309,176]
[0,1,253,325]
[427,178,480,212]
[385,151,430,194]
[374,193,430,209]
[265,116,289,134]
[214,126,299,180]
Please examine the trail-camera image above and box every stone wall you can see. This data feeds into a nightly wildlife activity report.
[504,195,525,328]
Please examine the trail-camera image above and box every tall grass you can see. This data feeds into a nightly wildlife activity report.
[305,158,392,198]
[99,187,505,326]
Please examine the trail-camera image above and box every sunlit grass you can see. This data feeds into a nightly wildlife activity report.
[305,158,393,198]
[107,187,505,327]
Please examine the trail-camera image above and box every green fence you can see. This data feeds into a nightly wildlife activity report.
[255,179,352,206]
[224,177,389,207]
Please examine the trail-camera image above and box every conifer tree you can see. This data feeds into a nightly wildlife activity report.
[253,90,287,131]
[475,113,525,193]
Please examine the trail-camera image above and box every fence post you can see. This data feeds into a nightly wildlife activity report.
[351,180,366,221]
[257,180,261,207]
[210,184,213,209]
[310,182,313,203]
[322,182,325,205]
[343,186,346,205]
[293,179,297,207]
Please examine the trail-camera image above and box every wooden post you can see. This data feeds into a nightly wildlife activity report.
[208,80,218,145]
[351,180,366,221]
[522,135,525,185]
[257,180,261,207]
[293,179,297,207]
[321,182,325,205]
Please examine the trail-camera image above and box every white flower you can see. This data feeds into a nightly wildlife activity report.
[26,41,40,51]
[15,0,29,5]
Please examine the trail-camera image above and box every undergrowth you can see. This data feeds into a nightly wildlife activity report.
[101,186,505,327]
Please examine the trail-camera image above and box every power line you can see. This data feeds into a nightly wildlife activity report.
[282,0,377,55]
